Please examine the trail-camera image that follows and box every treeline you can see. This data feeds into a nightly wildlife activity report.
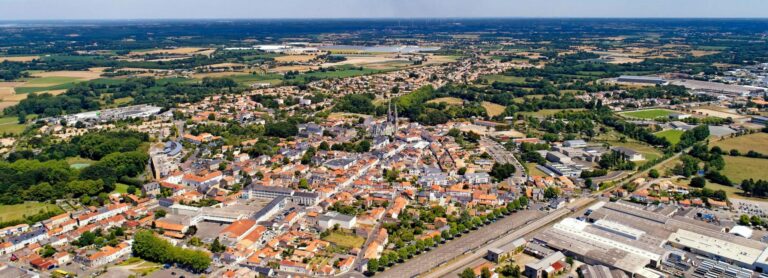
[0,131,149,204]
[3,77,242,117]
[8,130,148,162]
[0,61,31,81]
[740,179,768,198]
[133,230,211,273]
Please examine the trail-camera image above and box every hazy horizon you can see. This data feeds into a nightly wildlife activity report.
[1,0,767,20]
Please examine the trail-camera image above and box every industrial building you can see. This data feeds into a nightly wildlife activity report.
[533,200,768,277]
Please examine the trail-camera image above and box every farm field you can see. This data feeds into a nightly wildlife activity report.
[721,156,768,183]
[710,133,768,155]
[427,97,464,105]
[322,230,365,249]
[0,202,63,223]
[0,55,40,62]
[131,47,214,56]
[482,101,506,117]
[275,55,317,63]
[654,129,684,145]
[619,109,676,119]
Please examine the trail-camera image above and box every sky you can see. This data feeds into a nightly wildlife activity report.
[0,0,767,20]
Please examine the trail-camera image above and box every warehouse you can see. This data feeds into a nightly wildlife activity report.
[616,76,667,85]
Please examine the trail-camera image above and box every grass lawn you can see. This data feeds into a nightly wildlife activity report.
[0,116,27,134]
[619,109,676,120]
[427,97,464,105]
[112,183,131,194]
[721,156,768,183]
[525,163,549,177]
[117,257,161,276]
[482,101,506,117]
[710,133,768,155]
[322,230,365,249]
[608,141,663,162]
[0,202,63,223]
[481,74,527,83]
[654,129,684,145]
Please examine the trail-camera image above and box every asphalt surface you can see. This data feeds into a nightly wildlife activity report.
[480,137,526,179]
[376,209,545,278]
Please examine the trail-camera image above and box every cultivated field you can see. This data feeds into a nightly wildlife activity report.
[0,55,40,62]
[722,156,768,183]
[0,202,63,222]
[482,101,506,117]
[710,133,768,155]
[131,47,215,56]
[274,55,317,63]
[619,109,676,119]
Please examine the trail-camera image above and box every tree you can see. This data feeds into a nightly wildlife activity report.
[751,215,763,227]
[648,169,660,179]
[481,267,492,278]
[739,214,751,225]
[154,209,167,219]
[133,230,211,273]
[690,176,706,188]
[490,163,516,180]
[459,267,476,278]
[210,237,225,253]
[544,187,560,200]
[367,258,379,274]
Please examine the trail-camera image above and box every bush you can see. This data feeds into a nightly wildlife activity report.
[690,176,706,188]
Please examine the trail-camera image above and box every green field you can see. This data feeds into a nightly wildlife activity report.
[619,109,676,119]
[0,116,27,134]
[23,76,82,86]
[113,183,131,194]
[427,97,464,105]
[594,130,664,164]
[711,133,768,155]
[519,108,586,117]
[0,202,63,223]
[525,163,550,177]
[298,67,382,82]
[722,156,768,183]
[655,129,685,145]
[482,74,527,83]
[322,230,365,249]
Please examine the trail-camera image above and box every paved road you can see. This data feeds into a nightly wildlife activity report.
[423,198,594,278]
[376,210,545,278]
